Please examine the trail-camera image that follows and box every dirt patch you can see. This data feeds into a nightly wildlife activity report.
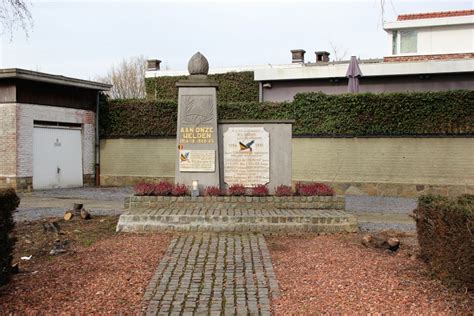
[0,216,172,314]
[12,216,119,262]
[268,232,473,315]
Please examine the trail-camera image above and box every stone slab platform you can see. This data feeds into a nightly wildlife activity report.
[124,195,345,211]
[116,208,358,233]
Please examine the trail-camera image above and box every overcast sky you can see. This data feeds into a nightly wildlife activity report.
[0,0,471,80]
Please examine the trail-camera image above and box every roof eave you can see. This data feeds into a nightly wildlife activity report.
[254,59,474,81]
[0,68,112,91]
[383,15,474,31]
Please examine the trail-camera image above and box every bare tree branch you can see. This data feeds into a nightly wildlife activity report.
[0,0,33,39]
[96,56,147,100]
[329,41,348,62]
[377,0,397,26]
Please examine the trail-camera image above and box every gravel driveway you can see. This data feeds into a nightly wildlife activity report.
[15,187,418,231]
[346,195,418,232]
[15,187,133,222]
[346,195,418,214]
[24,186,134,200]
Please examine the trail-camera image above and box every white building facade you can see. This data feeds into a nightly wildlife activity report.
[383,10,474,61]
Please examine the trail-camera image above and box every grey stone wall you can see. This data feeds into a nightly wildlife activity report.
[218,121,293,193]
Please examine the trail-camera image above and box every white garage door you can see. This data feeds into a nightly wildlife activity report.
[33,127,83,189]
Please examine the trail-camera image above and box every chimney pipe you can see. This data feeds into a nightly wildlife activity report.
[291,49,306,63]
[147,59,161,71]
[315,51,330,63]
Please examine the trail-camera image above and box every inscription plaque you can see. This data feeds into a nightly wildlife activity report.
[179,150,215,172]
[179,150,216,172]
[223,127,269,187]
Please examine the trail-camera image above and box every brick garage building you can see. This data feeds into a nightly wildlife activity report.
[0,69,111,191]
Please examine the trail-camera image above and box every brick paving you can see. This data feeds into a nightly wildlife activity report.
[143,233,279,315]
[128,208,348,216]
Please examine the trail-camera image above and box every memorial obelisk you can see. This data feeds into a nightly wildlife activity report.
[175,52,220,192]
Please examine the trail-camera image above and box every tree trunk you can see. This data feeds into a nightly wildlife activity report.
[73,203,83,215]
[80,209,91,220]
[64,211,74,221]
[362,234,400,251]
[42,221,61,234]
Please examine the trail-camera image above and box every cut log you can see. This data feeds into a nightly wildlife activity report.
[361,234,400,251]
[80,209,91,220]
[42,221,61,234]
[64,211,74,221]
[72,203,84,215]
[50,240,67,255]
[361,234,373,247]
[387,237,401,251]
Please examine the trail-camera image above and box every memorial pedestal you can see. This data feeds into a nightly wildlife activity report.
[175,81,220,190]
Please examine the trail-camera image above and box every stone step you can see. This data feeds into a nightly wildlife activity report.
[125,195,345,211]
[116,209,358,233]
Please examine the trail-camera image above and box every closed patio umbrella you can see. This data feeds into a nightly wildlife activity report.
[346,56,362,93]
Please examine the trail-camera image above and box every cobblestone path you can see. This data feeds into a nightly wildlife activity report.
[143,233,279,315]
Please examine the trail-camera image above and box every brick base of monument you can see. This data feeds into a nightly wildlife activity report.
[124,195,345,210]
[117,195,357,233]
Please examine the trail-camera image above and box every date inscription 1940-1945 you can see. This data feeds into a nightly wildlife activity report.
[179,127,215,144]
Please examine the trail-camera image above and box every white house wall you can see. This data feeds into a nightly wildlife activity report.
[419,24,474,55]
[394,24,474,56]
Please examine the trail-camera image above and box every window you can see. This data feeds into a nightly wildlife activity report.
[400,30,417,54]
[392,31,398,55]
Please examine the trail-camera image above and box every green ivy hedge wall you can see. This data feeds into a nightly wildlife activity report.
[100,90,474,137]
[145,71,259,103]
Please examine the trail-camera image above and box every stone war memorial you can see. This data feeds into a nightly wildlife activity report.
[175,52,292,193]
[117,52,357,233]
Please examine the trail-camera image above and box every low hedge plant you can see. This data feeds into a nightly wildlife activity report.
[133,182,335,197]
[251,185,269,197]
[275,185,293,196]
[0,188,20,285]
[413,194,474,290]
[295,182,334,196]
[204,186,223,197]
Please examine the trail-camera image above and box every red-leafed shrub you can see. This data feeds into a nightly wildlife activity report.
[251,185,269,196]
[152,181,174,196]
[295,182,334,196]
[134,182,155,196]
[134,181,176,196]
[228,184,246,196]
[275,185,293,196]
[171,183,188,196]
[204,186,223,196]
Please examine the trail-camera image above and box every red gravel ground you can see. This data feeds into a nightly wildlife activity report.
[268,233,474,315]
[0,231,172,314]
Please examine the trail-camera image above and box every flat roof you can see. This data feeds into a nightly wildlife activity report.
[254,58,474,81]
[0,68,112,91]
[145,64,301,78]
